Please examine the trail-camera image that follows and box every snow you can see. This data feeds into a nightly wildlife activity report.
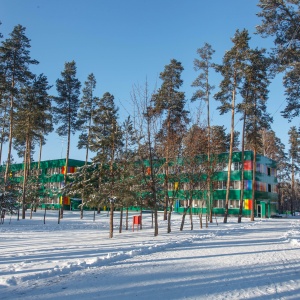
[1,210,300,299]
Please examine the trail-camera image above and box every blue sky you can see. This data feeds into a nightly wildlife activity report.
[1,0,296,162]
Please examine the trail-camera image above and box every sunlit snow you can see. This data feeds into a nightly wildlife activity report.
[1,210,300,299]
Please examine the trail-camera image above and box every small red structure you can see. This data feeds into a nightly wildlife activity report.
[133,215,141,231]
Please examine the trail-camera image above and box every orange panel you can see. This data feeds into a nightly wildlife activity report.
[244,199,253,210]
[133,215,141,224]
[63,196,70,205]
[244,161,253,170]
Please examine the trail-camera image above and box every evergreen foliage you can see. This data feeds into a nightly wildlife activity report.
[257,0,300,120]
[0,24,38,182]
[214,29,251,223]
[151,59,189,225]
[77,73,97,163]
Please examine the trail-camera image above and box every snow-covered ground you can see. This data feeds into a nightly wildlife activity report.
[0,210,300,300]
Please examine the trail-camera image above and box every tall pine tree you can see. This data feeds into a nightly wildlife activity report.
[191,43,215,222]
[288,126,300,215]
[214,29,250,223]
[151,59,189,229]
[89,92,123,238]
[14,74,52,218]
[0,24,38,183]
[54,61,81,217]
[239,48,272,222]
[77,73,97,164]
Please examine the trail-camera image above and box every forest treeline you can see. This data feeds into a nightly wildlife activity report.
[1,1,300,237]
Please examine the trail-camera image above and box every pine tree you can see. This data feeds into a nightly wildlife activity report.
[210,125,229,153]
[236,47,272,222]
[54,60,81,217]
[151,59,189,227]
[243,48,272,221]
[78,73,97,164]
[0,24,38,183]
[14,74,52,218]
[288,126,300,215]
[257,1,300,121]
[0,94,9,166]
[89,92,123,238]
[192,43,215,222]
[214,29,250,223]
[77,73,97,219]
[117,116,137,232]
[0,22,8,166]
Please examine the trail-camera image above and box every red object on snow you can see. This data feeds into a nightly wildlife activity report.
[133,215,141,231]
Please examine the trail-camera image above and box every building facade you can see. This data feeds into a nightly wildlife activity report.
[173,151,278,218]
[1,151,278,217]
[0,159,86,209]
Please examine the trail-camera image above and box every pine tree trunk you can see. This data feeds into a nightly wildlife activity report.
[224,86,236,223]
[109,202,114,238]
[61,129,71,219]
[154,207,158,236]
[180,205,190,231]
[126,207,129,230]
[80,204,84,219]
[44,206,46,224]
[38,136,43,169]
[4,85,15,184]
[119,206,123,233]
[151,210,154,229]
[164,110,171,221]
[208,180,213,223]
[139,202,143,230]
[291,161,295,216]
[189,204,193,230]
[251,148,257,221]
[206,85,213,224]
[22,137,30,219]
[167,200,173,233]
[199,211,203,229]
[0,102,8,166]
[238,113,246,223]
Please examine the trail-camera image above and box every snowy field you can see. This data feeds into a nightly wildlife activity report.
[0,210,300,300]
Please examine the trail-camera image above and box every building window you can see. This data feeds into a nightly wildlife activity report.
[233,162,242,170]
[229,200,239,208]
[233,181,240,189]
[214,200,225,208]
[268,184,271,192]
[218,181,227,189]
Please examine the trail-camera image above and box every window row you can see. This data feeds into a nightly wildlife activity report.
[168,181,277,192]
[178,199,251,209]
[161,161,276,176]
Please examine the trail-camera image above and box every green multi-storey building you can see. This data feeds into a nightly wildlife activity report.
[0,158,86,209]
[1,151,278,217]
[173,151,278,218]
